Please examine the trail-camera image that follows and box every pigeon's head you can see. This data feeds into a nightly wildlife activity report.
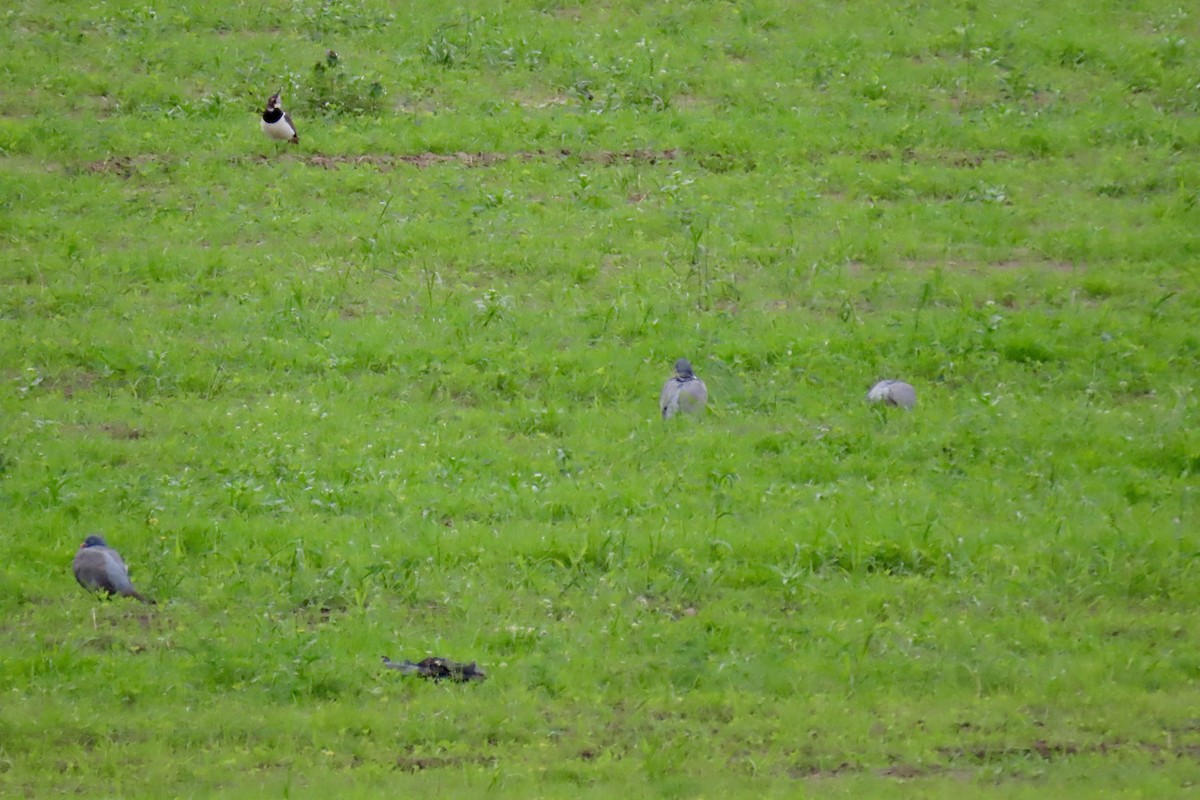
[673,358,695,378]
[80,535,108,549]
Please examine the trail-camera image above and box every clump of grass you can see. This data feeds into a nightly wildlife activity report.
[298,49,386,116]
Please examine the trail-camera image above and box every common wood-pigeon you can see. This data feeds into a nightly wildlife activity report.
[867,379,917,409]
[72,535,154,604]
[661,358,708,419]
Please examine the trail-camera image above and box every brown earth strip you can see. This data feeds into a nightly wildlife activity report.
[295,148,679,169]
[790,737,1200,781]
[83,149,679,176]
[84,155,155,177]
[395,754,497,772]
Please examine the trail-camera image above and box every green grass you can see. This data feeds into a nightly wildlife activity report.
[1,0,1198,796]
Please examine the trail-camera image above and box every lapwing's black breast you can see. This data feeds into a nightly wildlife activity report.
[262,108,284,123]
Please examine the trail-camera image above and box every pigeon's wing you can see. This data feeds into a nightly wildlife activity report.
[101,547,153,601]
[677,378,708,415]
[72,548,114,592]
[97,548,137,594]
[887,381,916,409]
[660,379,681,419]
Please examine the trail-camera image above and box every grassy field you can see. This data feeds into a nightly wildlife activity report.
[1,0,1198,796]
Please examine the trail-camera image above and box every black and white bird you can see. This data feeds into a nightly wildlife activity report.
[660,358,708,419]
[260,90,299,145]
[867,379,917,409]
[72,535,154,604]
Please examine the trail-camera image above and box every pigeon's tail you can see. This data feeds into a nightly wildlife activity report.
[125,589,155,604]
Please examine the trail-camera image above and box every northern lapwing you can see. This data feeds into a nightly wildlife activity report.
[261,89,299,145]
[867,379,917,409]
[382,656,487,682]
[72,535,155,604]
[660,358,708,419]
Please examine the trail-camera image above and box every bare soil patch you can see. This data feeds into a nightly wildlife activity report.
[99,422,143,440]
[789,736,1200,783]
[82,155,156,177]
[394,753,497,772]
[83,149,679,176]
[860,148,1012,168]
[296,148,679,170]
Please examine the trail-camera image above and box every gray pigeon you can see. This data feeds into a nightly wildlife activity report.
[660,358,708,419]
[867,379,917,409]
[382,656,487,682]
[72,535,154,604]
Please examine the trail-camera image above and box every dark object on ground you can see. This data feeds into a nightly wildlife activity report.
[72,535,155,604]
[382,656,487,682]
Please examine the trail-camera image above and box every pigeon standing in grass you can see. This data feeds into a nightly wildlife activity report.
[660,358,708,419]
[260,89,299,145]
[867,379,917,409]
[72,535,154,604]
